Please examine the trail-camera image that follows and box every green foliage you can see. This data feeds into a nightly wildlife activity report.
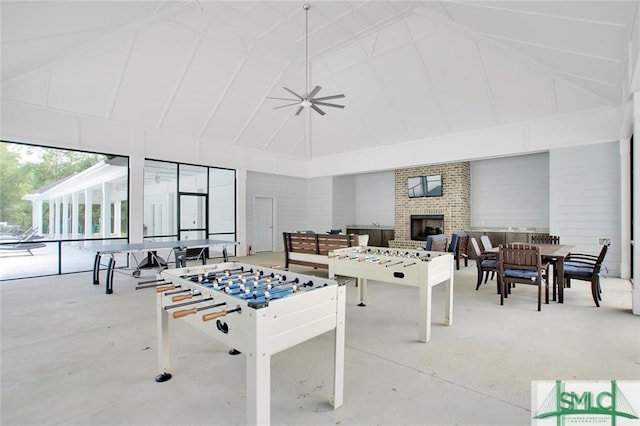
[0,143,105,229]
[0,144,33,228]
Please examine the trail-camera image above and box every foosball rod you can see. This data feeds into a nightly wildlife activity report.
[244,283,297,299]
[217,276,296,294]
[181,266,247,280]
[136,279,171,290]
[163,287,191,296]
[172,301,227,319]
[211,269,285,284]
[163,296,214,311]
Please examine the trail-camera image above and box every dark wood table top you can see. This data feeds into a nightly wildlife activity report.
[488,244,574,257]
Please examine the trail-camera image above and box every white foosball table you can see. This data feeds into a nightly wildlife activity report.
[156,262,346,426]
[328,246,454,342]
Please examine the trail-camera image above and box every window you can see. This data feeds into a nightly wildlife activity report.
[0,141,129,280]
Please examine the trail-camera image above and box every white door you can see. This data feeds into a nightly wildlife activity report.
[254,196,274,252]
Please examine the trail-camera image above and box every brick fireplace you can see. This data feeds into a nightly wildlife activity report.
[390,163,470,249]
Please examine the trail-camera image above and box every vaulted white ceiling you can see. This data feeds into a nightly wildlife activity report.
[1,1,637,162]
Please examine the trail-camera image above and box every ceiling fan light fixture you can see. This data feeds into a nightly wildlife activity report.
[266,3,345,116]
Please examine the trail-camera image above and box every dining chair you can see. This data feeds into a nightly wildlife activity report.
[530,234,560,300]
[530,234,560,245]
[470,237,497,292]
[425,234,448,252]
[480,235,494,252]
[497,243,549,311]
[448,232,469,270]
[563,242,609,307]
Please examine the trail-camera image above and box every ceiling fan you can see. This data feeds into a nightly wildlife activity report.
[267,4,345,116]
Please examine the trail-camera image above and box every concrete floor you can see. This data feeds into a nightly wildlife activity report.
[2,252,638,425]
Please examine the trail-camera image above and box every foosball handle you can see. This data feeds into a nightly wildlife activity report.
[156,285,175,293]
[172,293,193,302]
[173,307,197,319]
[202,310,228,322]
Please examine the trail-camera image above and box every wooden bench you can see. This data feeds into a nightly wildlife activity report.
[283,232,358,269]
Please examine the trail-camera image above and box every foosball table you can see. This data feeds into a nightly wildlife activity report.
[328,246,454,342]
[155,262,346,425]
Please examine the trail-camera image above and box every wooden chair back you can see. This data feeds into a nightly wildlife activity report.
[499,243,542,272]
[531,234,560,245]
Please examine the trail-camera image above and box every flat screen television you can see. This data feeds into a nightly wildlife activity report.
[407,175,442,198]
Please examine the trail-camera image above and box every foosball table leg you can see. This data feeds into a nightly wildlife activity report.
[418,284,431,343]
[332,285,346,409]
[357,277,367,307]
[155,291,172,383]
[247,314,270,425]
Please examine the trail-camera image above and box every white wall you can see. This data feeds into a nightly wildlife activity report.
[353,171,395,226]
[332,175,355,232]
[245,172,334,251]
[471,153,550,229]
[306,177,333,233]
[246,172,307,252]
[550,142,621,276]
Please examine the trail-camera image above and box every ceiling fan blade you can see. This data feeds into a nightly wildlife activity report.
[294,105,305,116]
[273,102,302,109]
[308,85,322,99]
[283,87,304,100]
[310,104,326,116]
[313,101,345,109]
[266,96,300,101]
[312,94,345,101]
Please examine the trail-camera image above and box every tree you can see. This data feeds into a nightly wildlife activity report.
[0,144,33,228]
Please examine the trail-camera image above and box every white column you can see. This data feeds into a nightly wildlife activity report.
[632,94,640,315]
[237,168,248,255]
[32,200,43,235]
[48,201,55,237]
[129,138,145,244]
[62,195,70,237]
[114,200,122,237]
[72,192,79,239]
[101,182,112,238]
[85,188,93,237]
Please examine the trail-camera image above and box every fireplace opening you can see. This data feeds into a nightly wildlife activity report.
[411,214,444,241]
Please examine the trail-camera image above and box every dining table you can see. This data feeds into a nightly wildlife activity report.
[488,243,574,303]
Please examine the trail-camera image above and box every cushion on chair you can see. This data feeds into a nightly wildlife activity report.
[482,259,498,268]
[564,264,594,276]
[504,268,539,279]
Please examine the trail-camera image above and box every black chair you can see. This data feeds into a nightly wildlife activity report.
[448,232,469,270]
[497,243,549,311]
[563,242,609,307]
[470,237,497,292]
